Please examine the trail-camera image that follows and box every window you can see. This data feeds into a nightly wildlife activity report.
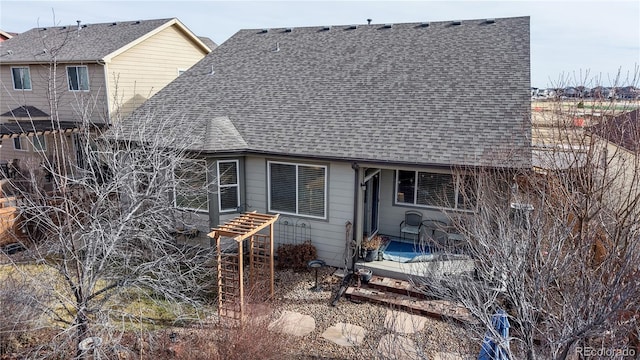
[396,170,476,210]
[217,160,240,212]
[11,67,31,90]
[67,66,89,91]
[174,160,209,212]
[13,137,24,151]
[268,161,326,218]
[32,135,46,152]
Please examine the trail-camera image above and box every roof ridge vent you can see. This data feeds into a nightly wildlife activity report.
[452,20,462,26]
[383,24,393,29]
[420,22,430,27]
[485,18,496,24]
[134,20,141,25]
[111,22,117,26]
[284,27,293,32]
[348,24,358,30]
[322,25,331,31]
[261,28,269,34]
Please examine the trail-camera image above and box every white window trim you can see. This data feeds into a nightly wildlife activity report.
[13,137,26,152]
[32,135,47,152]
[267,160,327,220]
[11,66,32,91]
[177,68,186,76]
[394,169,475,212]
[217,159,240,213]
[174,160,209,213]
[66,65,90,91]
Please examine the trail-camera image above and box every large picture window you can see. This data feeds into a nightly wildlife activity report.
[67,66,89,91]
[396,170,476,210]
[174,160,209,212]
[268,161,326,219]
[11,67,32,90]
[217,160,240,212]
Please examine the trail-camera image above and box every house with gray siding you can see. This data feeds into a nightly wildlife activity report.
[125,17,531,272]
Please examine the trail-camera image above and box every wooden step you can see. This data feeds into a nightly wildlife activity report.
[365,275,428,299]
[345,286,474,324]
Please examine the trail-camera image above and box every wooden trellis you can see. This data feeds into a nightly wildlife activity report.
[208,211,279,320]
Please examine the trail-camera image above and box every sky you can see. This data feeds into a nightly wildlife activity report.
[1,0,638,88]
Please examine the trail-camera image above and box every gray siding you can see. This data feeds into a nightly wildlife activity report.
[377,169,452,237]
[244,155,355,267]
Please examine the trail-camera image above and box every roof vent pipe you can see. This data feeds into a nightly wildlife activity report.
[76,20,81,36]
[273,42,280,52]
[367,19,372,25]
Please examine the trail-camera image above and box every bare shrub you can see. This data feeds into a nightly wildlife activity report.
[0,274,42,356]
[276,240,317,271]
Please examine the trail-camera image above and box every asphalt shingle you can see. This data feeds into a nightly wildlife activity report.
[125,17,532,168]
[0,18,175,62]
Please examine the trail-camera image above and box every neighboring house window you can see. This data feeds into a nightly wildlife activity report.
[32,135,46,152]
[13,137,24,151]
[217,160,240,212]
[174,160,209,212]
[395,170,476,210]
[268,161,326,219]
[67,66,89,91]
[11,67,32,90]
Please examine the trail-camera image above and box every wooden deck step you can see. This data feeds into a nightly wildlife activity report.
[365,275,428,299]
[345,286,474,324]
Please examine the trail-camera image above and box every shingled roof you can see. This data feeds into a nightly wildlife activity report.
[0,18,210,63]
[127,17,531,168]
[588,109,640,153]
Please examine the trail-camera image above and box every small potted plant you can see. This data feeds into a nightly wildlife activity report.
[362,235,382,262]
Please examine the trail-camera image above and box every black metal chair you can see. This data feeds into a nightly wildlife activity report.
[400,210,423,241]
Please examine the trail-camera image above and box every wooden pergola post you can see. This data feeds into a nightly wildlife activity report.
[208,211,279,320]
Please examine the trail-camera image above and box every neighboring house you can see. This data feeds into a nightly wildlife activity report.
[126,17,531,270]
[0,18,212,184]
[0,30,15,42]
[587,109,640,215]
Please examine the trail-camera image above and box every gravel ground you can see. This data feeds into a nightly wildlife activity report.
[264,267,476,359]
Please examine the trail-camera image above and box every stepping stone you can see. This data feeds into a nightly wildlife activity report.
[433,352,465,360]
[268,310,315,337]
[384,309,428,334]
[321,322,366,347]
[377,334,423,360]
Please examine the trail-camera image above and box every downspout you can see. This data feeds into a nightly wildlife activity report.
[351,162,365,273]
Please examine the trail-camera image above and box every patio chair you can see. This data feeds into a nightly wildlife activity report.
[400,210,423,241]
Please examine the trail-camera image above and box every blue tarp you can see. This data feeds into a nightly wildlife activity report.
[478,309,510,360]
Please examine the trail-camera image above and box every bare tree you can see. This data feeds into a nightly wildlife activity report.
[1,27,216,359]
[414,71,640,359]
